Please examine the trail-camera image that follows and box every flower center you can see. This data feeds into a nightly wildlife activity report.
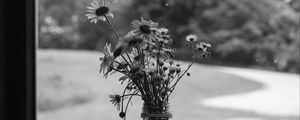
[95,7,109,16]
[139,25,151,34]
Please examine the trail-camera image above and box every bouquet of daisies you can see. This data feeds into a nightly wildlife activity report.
[86,0,211,119]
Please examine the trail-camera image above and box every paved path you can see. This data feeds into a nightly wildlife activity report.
[37,49,299,120]
[201,67,300,116]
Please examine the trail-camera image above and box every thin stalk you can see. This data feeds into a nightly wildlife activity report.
[124,53,133,66]
[125,53,133,64]
[165,62,194,102]
[142,72,151,100]
[114,61,129,72]
[170,62,193,90]
[121,83,132,112]
[123,90,138,120]
[121,93,141,97]
[131,79,146,97]
[169,73,179,84]
[141,48,145,65]
[104,15,133,67]
[104,15,119,39]
[111,68,126,74]
[121,55,132,69]
[165,42,197,101]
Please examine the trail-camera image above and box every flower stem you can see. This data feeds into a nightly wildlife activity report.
[104,15,120,39]
[121,55,132,69]
[125,53,133,64]
[104,15,134,68]
[124,90,138,120]
[111,67,126,74]
[165,62,194,102]
[121,93,141,97]
[170,62,193,90]
[121,83,130,112]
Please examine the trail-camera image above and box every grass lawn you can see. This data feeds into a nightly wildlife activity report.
[37,49,299,120]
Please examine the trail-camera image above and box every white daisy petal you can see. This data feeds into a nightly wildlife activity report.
[87,15,96,19]
[131,20,141,27]
[98,0,102,6]
[91,1,98,8]
[152,23,159,27]
[91,2,97,8]
[86,6,96,10]
[90,18,95,23]
[107,13,114,18]
[86,10,95,14]
[100,0,104,6]
[101,16,107,21]
[104,0,108,6]
[85,14,92,16]
[94,1,100,8]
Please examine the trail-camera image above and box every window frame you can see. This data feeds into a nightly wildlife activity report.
[0,0,36,119]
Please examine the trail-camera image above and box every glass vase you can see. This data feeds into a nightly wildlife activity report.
[141,103,172,120]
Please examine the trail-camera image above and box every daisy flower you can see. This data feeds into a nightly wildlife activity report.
[169,66,177,74]
[196,42,211,52]
[109,94,122,110]
[186,34,198,42]
[115,34,146,55]
[114,31,135,50]
[131,17,159,39]
[128,37,145,47]
[156,34,172,45]
[195,42,212,58]
[86,0,118,23]
[99,43,115,74]
[143,65,156,76]
[123,35,146,48]
[157,28,169,34]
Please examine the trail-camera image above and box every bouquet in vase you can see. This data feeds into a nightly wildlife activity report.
[85,0,211,119]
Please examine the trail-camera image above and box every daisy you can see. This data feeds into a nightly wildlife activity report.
[128,37,144,47]
[156,34,172,45]
[196,42,211,52]
[99,43,115,74]
[195,42,212,58]
[121,35,146,48]
[157,28,168,34]
[115,35,146,56]
[114,32,134,52]
[169,66,177,74]
[86,0,118,23]
[109,94,121,110]
[131,17,158,40]
[113,46,124,58]
[150,48,174,60]
[143,65,156,76]
[186,34,198,42]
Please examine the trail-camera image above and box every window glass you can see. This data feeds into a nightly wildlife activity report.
[37,0,300,120]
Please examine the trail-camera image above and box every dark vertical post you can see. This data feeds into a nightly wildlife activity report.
[0,0,36,119]
[26,0,36,119]
[0,1,6,119]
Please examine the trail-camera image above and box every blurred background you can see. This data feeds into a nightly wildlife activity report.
[37,0,300,120]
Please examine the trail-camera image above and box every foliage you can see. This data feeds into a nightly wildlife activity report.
[126,0,300,73]
[38,0,299,73]
[38,0,115,50]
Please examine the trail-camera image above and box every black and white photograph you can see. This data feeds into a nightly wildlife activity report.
[0,0,299,120]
